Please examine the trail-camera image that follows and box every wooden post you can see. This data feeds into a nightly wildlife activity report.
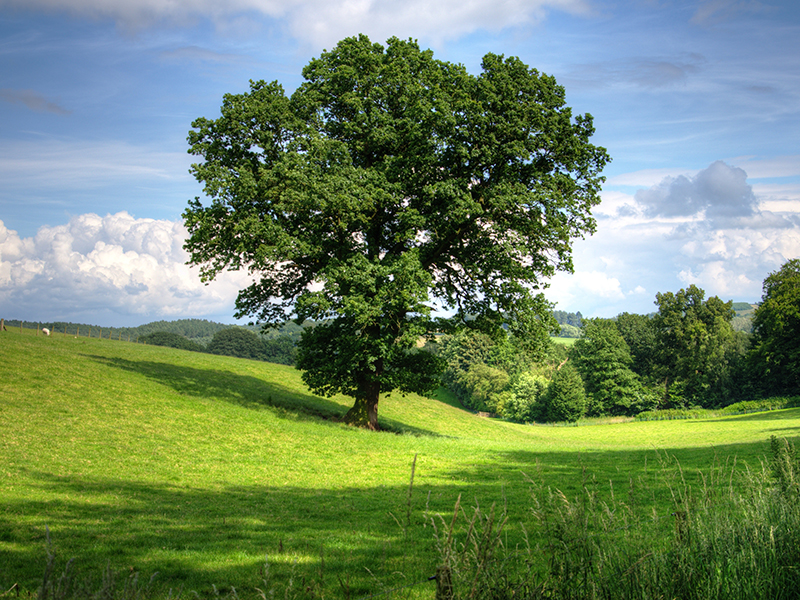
[0,318,4,331]
[435,565,453,600]
[37,324,40,335]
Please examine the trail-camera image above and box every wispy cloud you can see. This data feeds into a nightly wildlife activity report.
[0,0,595,46]
[0,88,71,114]
[0,138,192,190]
[691,0,770,25]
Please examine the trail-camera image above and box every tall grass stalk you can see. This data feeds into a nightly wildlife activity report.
[432,441,800,600]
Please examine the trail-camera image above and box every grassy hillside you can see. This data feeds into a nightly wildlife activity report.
[1,329,798,598]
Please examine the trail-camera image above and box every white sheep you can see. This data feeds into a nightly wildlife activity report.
[42,328,50,336]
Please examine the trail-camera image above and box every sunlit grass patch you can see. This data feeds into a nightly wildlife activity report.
[1,328,799,597]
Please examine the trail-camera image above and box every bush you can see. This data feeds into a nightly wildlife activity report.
[502,372,549,422]
[138,331,205,352]
[540,363,585,423]
[207,327,263,359]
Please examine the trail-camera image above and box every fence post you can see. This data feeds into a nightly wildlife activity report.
[435,565,453,600]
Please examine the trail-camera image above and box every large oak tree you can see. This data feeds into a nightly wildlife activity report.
[183,35,610,429]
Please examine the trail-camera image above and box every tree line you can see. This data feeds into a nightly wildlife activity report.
[138,322,306,366]
[436,259,799,422]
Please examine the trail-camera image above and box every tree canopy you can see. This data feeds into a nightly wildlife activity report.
[652,285,739,406]
[571,318,641,416]
[750,259,800,396]
[183,35,610,429]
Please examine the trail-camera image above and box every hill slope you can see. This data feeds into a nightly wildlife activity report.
[1,328,796,597]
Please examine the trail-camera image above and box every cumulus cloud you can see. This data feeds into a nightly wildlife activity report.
[546,269,625,312]
[544,157,800,317]
[634,160,757,220]
[0,212,251,325]
[0,0,593,46]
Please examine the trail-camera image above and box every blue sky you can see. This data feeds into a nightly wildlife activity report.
[1,0,799,326]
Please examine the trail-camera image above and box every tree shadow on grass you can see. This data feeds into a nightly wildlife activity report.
[83,354,442,437]
[2,439,787,599]
[718,408,800,437]
[0,470,443,599]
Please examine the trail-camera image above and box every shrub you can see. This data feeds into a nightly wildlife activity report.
[503,372,549,422]
[541,363,585,423]
[138,331,205,352]
[207,327,263,360]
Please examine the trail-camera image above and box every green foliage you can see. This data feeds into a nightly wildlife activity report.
[541,363,585,422]
[635,408,711,421]
[459,363,510,413]
[557,323,582,338]
[503,371,549,422]
[614,312,658,382]
[652,284,744,407]
[139,331,206,352]
[259,335,297,365]
[720,396,800,415]
[5,330,800,597]
[206,327,264,360]
[437,329,540,412]
[552,310,583,338]
[571,318,641,416]
[183,35,609,428]
[435,455,800,600]
[749,259,800,396]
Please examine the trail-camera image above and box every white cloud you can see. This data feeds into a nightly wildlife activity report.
[549,158,800,316]
[0,213,251,325]
[0,0,594,47]
[634,160,757,220]
[546,269,625,311]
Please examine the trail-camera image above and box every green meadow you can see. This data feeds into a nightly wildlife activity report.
[1,329,799,598]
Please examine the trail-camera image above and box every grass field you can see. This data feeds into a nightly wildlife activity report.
[1,328,799,598]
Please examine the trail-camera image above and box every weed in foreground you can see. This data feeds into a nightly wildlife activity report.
[430,441,800,600]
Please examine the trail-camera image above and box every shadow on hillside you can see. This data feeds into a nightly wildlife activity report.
[84,354,442,437]
[0,438,788,598]
[717,409,800,438]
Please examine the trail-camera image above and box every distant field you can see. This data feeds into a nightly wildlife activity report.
[1,328,797,598]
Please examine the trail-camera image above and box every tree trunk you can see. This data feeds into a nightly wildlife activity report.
[344,379,381,430]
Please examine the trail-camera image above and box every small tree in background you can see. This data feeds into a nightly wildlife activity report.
[542,363,586,423]
[749,259,800,397]
[652,285,739,407]
[571,319,641,416]
[207,328,264,360]
[503,371,549,422]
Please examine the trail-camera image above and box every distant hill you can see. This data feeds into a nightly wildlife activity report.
[5,317,307,348]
